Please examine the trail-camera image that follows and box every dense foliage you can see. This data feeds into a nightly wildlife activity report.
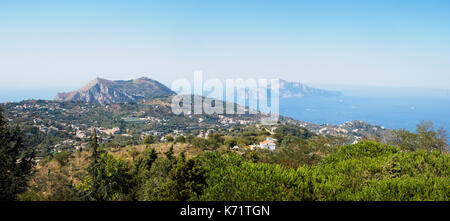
[197,142,449,201]
[22,139,448,201]
[0,107,35,200]
[390,121,448,152]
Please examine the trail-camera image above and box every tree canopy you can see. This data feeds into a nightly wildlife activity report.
[0,107,35,200]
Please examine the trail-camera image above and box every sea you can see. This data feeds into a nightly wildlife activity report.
[0,89,62,102]
[280,86,450,132]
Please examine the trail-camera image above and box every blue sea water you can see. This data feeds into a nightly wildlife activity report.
[0,89,61,103]
[280,87,450,132]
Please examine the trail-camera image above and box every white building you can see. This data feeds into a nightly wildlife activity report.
[259,137,276,150]
[76,131,87,139]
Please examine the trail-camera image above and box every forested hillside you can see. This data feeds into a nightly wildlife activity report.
[16,139,449,201]
[1,101,448,201]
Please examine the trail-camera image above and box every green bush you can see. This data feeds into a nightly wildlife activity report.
[53,151,72,166]
[175,136,185,143]
[196,141,449,201]
[143,135,156,144]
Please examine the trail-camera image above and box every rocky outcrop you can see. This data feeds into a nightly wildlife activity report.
[55,77,176,104]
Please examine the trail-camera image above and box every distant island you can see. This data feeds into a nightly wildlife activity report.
[278,79,342,98]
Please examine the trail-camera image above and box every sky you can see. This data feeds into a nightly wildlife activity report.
[1,0,450,91]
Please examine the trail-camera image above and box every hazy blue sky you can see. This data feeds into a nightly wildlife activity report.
[1,0,450,90]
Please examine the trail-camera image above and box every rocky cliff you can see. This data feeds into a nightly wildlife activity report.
[55,77,176,104]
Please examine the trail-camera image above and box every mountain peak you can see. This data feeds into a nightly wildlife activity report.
[90,77,110,83]
[81,77,113,90]
[132,76,157,84]
[55,77,176,104]
[135,76,151,81]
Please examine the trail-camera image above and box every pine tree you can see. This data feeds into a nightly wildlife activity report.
[143,134,155,144]
[90,131,99,164]
[164,145,175,162]
[0,107,35,200]
[87,131,100,200]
